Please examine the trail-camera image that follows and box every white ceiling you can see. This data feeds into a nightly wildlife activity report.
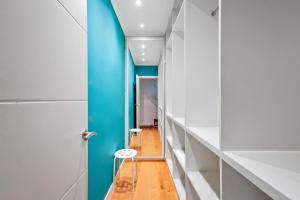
[111,0,174,36]
[129,38,163,66]
[111,0,174,66]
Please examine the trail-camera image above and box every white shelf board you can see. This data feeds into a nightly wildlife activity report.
[174,178,186,200]
[222,151,300,200]
[166,112,173,120]
[186,171,220,200]
[186,127,220,156]
[174,149,185,170]
[173,117,185,130]
[166,135,173,147]
[166,158,174,178]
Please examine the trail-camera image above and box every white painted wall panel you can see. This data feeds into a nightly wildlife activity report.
[62,171,88,200]
[0,102,87,200]
[221,0,300,150]
[0,0,87,101]
[58,0,87,31]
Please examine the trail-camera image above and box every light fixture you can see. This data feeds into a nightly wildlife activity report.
[136,0,142,7]
[139,23,144,28]
[142,58,146,62]
[141,44,145,49]
[141,52,145,56]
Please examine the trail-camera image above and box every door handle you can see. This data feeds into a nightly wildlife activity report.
[82,129,97,141]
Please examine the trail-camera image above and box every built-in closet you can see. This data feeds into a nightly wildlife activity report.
[164,0,300,199]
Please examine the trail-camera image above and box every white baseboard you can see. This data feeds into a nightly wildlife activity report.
[104,159,125,200]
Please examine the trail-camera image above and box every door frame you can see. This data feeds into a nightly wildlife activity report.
[136,75,158,128]
[125,36,165,160]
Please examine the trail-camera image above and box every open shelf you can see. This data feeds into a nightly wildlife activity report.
[174,178,186,200]
[186,171,219,200]
[222,151,300,200]
[186,134,220,198]
[172,122,185,153]
[174,149,185,171]
[222,161,272,200]
[166,158,173,178]
[173,117,185,130]
[166,135,173,148]
[186,126,220,156]
[173,151,186,200]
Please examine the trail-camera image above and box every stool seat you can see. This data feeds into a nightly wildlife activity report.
[129,128,142,133]
[114,149,137,159]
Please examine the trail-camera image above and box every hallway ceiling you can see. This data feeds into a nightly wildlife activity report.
[129,38,163,66]
[111,0,174,36]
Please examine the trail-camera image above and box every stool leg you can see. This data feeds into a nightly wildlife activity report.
[132,157,134,192]
[140,132,142,149]
[135,156,138,181]
[113,157,116,187]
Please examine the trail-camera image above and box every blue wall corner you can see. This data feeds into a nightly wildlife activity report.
[88,0,125,199]
[128,50,135,129]
[135,65,158,76]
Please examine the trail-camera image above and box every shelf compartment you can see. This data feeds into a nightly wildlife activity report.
[222,161,272,200]
[222,151,300,200]
[172,122,185,153]
[174,178,186,200]
[186,126,220,156]
[186,171,219,200]
[173,151,186,200]
[166,112,173,120]
[166,135,173,148]
[186,134,220,198]
[174,149,185,171]
[173,117,185,130]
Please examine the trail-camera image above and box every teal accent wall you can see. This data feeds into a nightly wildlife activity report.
[128,50,135,129]
[135,65,158,76]
[88,0,125,199]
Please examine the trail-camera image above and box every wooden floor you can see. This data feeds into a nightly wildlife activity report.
[108,128,178,200]
[130,127,162,156]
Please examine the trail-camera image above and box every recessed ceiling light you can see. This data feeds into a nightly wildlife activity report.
[142,58,146,62]
[139,23,144,28]
[141,45,145,49]
[136,0,142,7]
[141,52,145,56]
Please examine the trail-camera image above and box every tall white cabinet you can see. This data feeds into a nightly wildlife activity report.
[164,0,300,199]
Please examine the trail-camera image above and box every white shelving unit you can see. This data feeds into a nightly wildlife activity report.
[164,0,300,199]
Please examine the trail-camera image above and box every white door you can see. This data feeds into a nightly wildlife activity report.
[136,75,140,128]
[0,0,89,199]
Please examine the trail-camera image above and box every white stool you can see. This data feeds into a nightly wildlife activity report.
[113,149,137,192]
[129,128,142,149]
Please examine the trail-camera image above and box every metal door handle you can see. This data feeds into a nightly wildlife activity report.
[82,129,97,141]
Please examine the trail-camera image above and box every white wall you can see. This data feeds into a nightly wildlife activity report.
[221,0,300,150]
[0,0,87,199]
[139,79,158,126]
